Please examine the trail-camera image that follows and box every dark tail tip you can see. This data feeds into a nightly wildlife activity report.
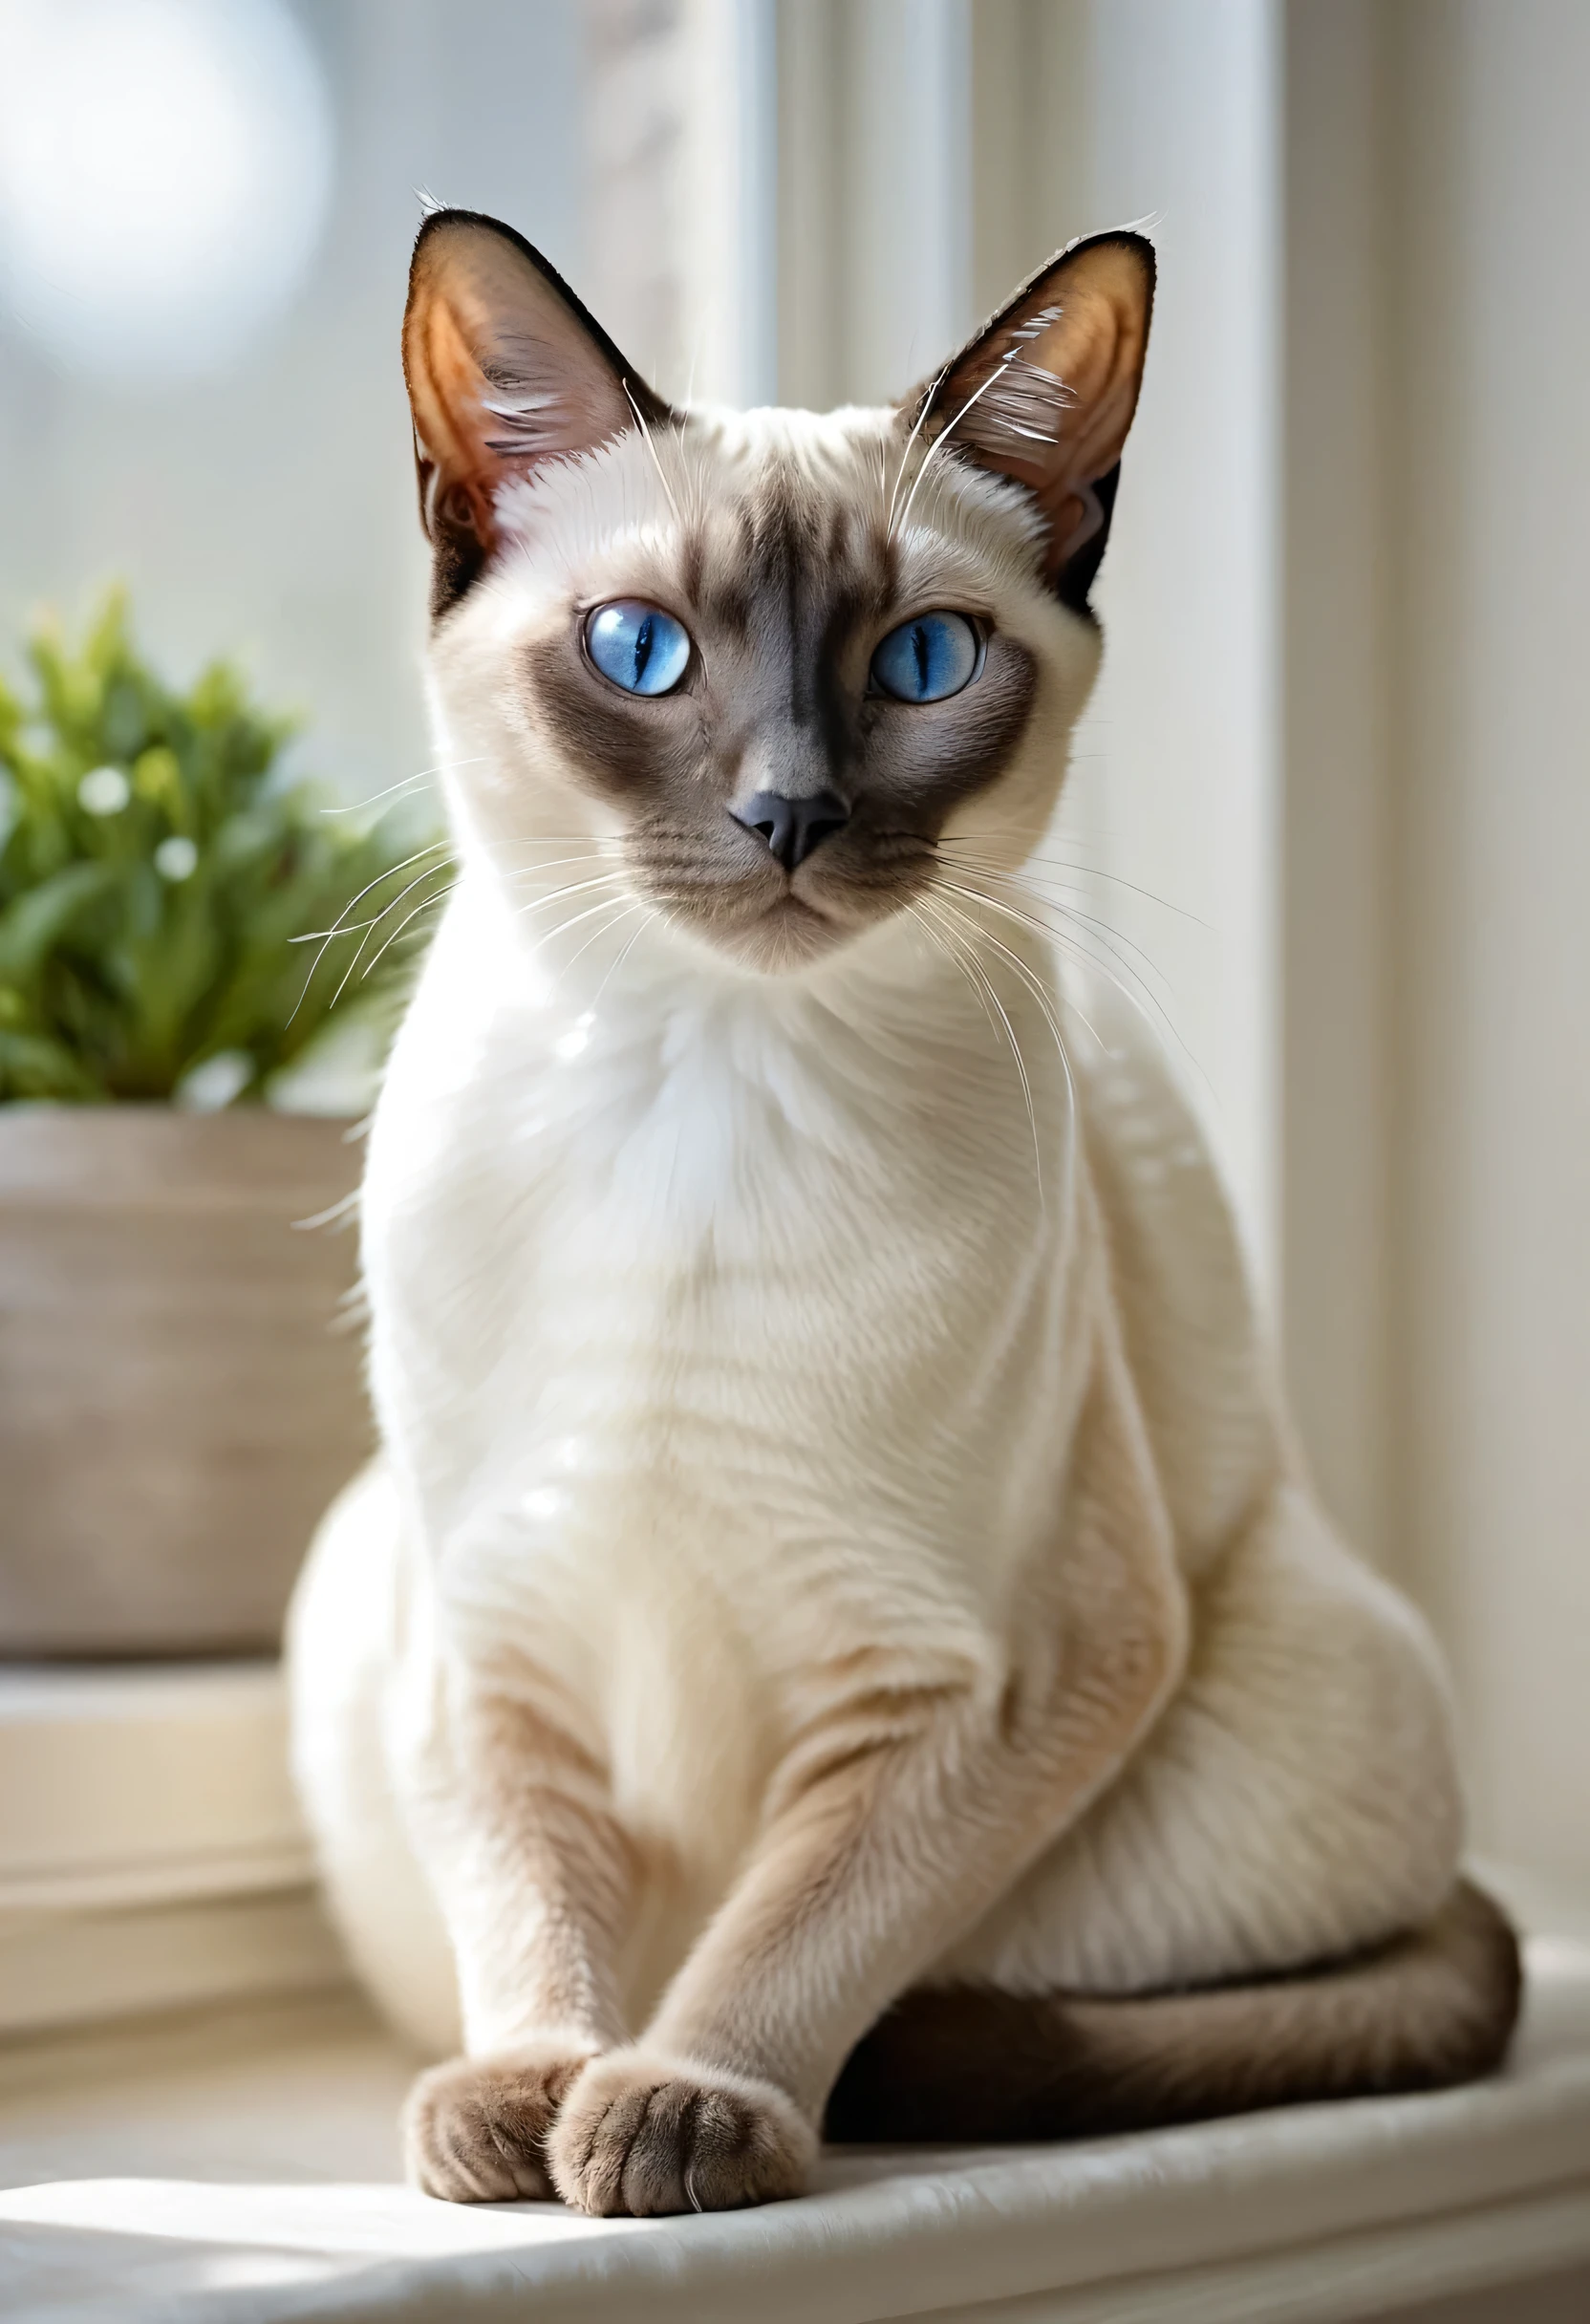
[826,1877,1524,2146]
[1427,1877,1524,2083]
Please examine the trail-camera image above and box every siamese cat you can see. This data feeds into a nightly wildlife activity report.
[289,209,1520,2217]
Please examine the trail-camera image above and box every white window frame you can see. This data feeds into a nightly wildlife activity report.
[0,1663,338,2037]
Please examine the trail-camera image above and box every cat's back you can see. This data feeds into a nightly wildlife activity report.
[1062,965,1285,1568]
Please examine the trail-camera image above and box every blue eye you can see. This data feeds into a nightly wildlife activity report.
[585,601,692,696]
[870,611,980,703]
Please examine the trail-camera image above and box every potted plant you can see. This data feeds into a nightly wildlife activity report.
[0,596,441,1654]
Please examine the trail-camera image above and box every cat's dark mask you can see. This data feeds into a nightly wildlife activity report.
[401,212,1153,975]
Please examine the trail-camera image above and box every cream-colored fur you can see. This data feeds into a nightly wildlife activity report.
[290,393,1463,2210]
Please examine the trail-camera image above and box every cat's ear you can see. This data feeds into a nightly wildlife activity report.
[402,209,672,613]
[908,230,1154,611]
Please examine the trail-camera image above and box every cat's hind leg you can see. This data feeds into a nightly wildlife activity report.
[938,1481,1471,1999]
[827,1483,1521,2142]
[287,1462,462,2059]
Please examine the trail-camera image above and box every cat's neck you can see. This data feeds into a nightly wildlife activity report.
[446,856,1059,1072]
[388,861,1075,1223]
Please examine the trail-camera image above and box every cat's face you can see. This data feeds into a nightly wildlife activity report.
[425,411,1101,974]
[404,215,1152,978]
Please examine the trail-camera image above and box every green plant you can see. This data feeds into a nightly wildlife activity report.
[0,593,444,1103]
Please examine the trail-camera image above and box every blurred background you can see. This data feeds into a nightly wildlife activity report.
[0,1,1584,1907]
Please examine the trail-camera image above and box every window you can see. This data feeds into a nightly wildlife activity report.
[3,0,1585,2043]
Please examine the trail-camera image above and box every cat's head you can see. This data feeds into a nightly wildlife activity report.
[402,210,1152,977]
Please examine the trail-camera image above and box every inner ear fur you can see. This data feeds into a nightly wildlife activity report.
[909,230,1155,612]
[402,209,673,614]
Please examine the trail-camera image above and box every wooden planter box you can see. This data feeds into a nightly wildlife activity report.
[0,1108,372,1657]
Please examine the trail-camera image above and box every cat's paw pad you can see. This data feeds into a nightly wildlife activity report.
[403,2043,596,2203]
[548,2048,815,2215]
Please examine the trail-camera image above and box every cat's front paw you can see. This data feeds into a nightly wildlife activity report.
[548,2048,815,2216]
[403,2043,597,2202]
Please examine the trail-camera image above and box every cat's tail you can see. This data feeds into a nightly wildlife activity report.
[823,1878,1522,2144]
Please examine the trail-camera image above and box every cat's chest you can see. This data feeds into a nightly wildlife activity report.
[366,968,1080,1623]
[383,1012,958,1371]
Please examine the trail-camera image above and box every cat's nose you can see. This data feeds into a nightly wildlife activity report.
[732,789,850,872]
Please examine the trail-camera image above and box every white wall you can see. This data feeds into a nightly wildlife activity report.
[1280,0,1395,1567]
[1390,0,1590,1884]
[1281,0,1590,1883]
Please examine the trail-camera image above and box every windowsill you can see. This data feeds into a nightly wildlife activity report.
[2,1914,1590,2324]
[0,1660,344,2037]
[5,1668,1590,2320]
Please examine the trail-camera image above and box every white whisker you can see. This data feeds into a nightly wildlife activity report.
[929,888,1070,1057]
[531,888,641,975]
[498,850,626,893]
[288,843,454,1022]
[948,870,1214,1108]
[514,870,630,923]
[588,905,653,1012]
[318,756,487,815]
[932,871,1172,1013]
[904,898,1000,1046]
[623,380,681,525]
[930,886,1083,1159]
[325,855,457,1014]
[917,894,1043,1207]
[938,839,1209,929]
[554,895,649,993]
[892,344,1028,546]
[886,364,950,541]
[358,881,460,985]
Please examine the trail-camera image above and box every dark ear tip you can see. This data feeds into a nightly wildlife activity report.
[412,204,487,252]
[1060,226,1156,293]
[410,205,544,276]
